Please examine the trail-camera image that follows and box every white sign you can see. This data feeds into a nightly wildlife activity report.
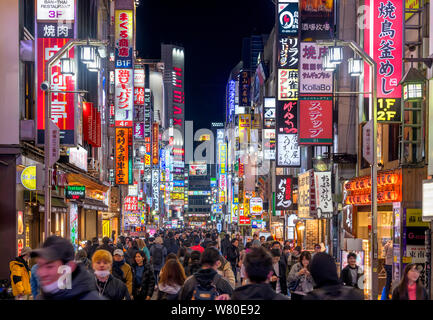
[362,120,373,165]
[69,145,87,172]
[406,245,426,263]
[298,171,310,217]
[264,129,276,140]
[277,134,300,166]
[250,197,263,215]
[299,42,333,94]
[37,0,75,21]
[48,120,60,167]
[128,184,138,196]
[314,172,333,217]
[115,69,133,127]
[134,69,145,88]
[152,169,160,211]
[422,180,433,221]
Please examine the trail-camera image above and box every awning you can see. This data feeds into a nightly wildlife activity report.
[66,173,110,192]
[78,198,109,212]
[24,192,68,213]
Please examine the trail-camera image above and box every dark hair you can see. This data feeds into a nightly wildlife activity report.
[259,236,265,240]
[86,240,92,246]
[211,234,218,241]
[200,248,220,266]
[102,237,110,245]
[159,259,186,287]
[177,247,187,258]
[347,252,357,260]
[283,245,291,251]
[314,243,321,249]
[231,238,238,244]
[166,253,178,261]
[205,233,211,238]
[244,247,273,283]
[206,241,218,248]
[245,242,252,249]
[270,248,281,258]
[132,250,147,266]
[299,251,312,266]
[266,236,274,241]
[272,241,281,248]
[294,246,302,252]
[92,237,99,244]
[190,250,201,262]
[397,263,424,299]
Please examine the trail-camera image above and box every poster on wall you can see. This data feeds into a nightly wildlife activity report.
[299,95,333,145]
[314,171,333,218]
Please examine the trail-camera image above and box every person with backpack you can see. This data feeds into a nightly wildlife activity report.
[112,249,133,297]
[164,232,180,255]
[150,236,167,284]
[178,247,233,300]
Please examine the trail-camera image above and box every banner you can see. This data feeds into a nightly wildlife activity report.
[152,123,159,165]
[278,1,299,35]
[239,70,250,107]
[299,42,333,94]
[278,37,299,69]
[275,176,292,210]
[299,95,333,145]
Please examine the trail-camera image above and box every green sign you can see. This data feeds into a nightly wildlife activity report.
[65,186,86,200]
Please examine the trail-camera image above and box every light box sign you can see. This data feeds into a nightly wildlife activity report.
[37,37,76,145]
[299,43,333,94]
[276,176,293,210]
[299,95,333,145]
[115,10,133,68]
[115,128,129,185]
[278,1,299,35]
[279,37,299,69]
[37,0,75,21]
[364,0,403,100]
[277,133,300,167]
[314,172,333,218]
[115,69,133,127]
[152,169,160,212]
[239,114,251,144]
[65,186,85,200]
[124,196,138,212]
[239,70,250,107]
[189,163,207,176]
[152,123,159,165]
[68,146,87,171]
[300,0,334,41]
[278,69,298,100]
[134,69,145,88]
[250,197,263,215]
[277,100,298,134]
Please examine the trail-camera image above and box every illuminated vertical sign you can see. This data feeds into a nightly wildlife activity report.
[152,123,159,165]
[299,96,333,145]
[152,169,160,212]
[115,10,133,68]
[238,114,251,145]
[239,70,250,107]
[115,69,133,127]
[115,128,129,185]
[227,80,236,123]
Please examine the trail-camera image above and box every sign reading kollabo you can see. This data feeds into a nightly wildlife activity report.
[65,186,86,200]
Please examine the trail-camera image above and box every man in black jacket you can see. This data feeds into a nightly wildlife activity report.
[87,237,100,261]
[97,237,114,255]
[31,236,103,300]
[232,247,288,300]
[270,249,288,295]
[226,239,240,283]
[178,248,233,300]
[221,234,231,257]
[304,252,364,300]
[340,252,363,289]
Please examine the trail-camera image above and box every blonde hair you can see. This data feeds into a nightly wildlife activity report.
[136,238,146,250]
[155,236,163,245]
[92,249,113,264]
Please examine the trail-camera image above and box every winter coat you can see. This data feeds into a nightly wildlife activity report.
[37,264,104,300]
[186,262,202,277]
[88,244,99,260]
[340,265,363,289]
[217,256,236,289]
[132,263,155,300]
[76,257,92,271]
[156,283,182,300]
[226,245,240,266]
[111,260,133,297]
[287,262,315,295]
[150,243,167,271]
[190,244,204,253]
[91,274,131,300]
[164,238,179,255]
[304,253,364,300]
[392,284,428,300]
[270,260,288,295]
[221,237,231,257]
[178,268,234,300]
[30,264,40,298]
[97,244,114,255]
[232,283,289,300]
[125,247,138,266]
[9,257,31,296]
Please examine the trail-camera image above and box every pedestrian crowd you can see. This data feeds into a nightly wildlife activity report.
[6,228,428,300]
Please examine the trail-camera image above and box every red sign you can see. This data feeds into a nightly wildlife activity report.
[152,123,159,165]
[83,102,93,145]
[364,0,403,99]
[124,196,138,211]
[134,87,145,105]
[239,215,251,225]
[37,38,75,145]
[299,96,333,145]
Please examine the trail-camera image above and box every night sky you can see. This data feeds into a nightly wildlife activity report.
[136,0,275,130]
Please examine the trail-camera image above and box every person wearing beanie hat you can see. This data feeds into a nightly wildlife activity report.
[31,235,103,300]
[304,252,364,300]
[90,249,130,300]
[9,247,32,299]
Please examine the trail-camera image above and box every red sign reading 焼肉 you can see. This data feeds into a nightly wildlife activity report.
[363,0,403,99]
[299,96,333,145]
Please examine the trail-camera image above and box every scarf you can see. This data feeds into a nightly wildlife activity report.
[112,260,125,280]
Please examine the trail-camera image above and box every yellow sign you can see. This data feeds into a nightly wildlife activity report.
[402,256,412,264]
[145,154,151,166]
[405,0,420,20]
[102,220,111,238]
[21,166,36,190]
[406,209,429,227]
[239,114,251,144]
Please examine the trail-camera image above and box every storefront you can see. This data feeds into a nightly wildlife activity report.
[343,167,428,299]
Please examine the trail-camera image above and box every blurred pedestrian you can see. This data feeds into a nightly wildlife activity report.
[392,263,428,300]
[9,247,32,300]
[88,237,100,261]
[150,236,167,284]
[30,263,40,299]
[226,238,240,283]
[97,236,114,255]
[185,250,202,277]
[75,249,92,271]
[136,238,150,261]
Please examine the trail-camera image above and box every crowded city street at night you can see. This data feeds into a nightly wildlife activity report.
[2,0,433,315]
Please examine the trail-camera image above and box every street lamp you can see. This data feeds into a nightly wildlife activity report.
[60,57,75,76]
[81,45,96,64]
[87,53,101,72]
[323,53,337,71]
[400,66,425,101]
[348,57,363,77]
[328,46,343,64]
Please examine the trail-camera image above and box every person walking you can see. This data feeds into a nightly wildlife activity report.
[75,249,92,271]
[132,251,155,300]
[392,263,428,300]
[136,238,151,262]
[288,246,301,273]
[287,251,315,300]
[304,252,364,300]
[112,249,133,298]
[31,236,103,300]
[231,247,289,300]
[185,250,202,277]
[383,240,393,299]
[91,249,130,300]
[88,237,100,261]
[340,252,363,289]
[221,234,231,257]
[156,258,186,300]
[226,238,240,283]
[9,247,32,300]
[30,263,40,299]
[269,249,288,296]
[150,236,167,284]
[97,237,114,255]
[207,241,236,289]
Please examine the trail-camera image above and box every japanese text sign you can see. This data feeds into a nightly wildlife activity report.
[239,71,250,107]
[314,171,333,218]
[115,10,133,68]
[299,42,333,94]
[37,0,75,21]
[277,134,300,167]
[278,1,299,35]
[300,0,334,40]
[275,176,293,210]
[278,69,298,100]
[279,37,299,69]
[115,69,133,127]
[299,96,333,145]
[123,196,138,212]
[115,128,129,185]
[277,100,298,134]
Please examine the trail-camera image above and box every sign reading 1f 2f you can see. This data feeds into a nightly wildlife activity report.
[37,0,75,21]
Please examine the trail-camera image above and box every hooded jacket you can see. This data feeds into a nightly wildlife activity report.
[178,268,234,300]
[111,259,133,297]
[304,253,364,300]
[37,263,104,300]
[232,283,289,300]
[157,283,182,300]
[9,256,31,296]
